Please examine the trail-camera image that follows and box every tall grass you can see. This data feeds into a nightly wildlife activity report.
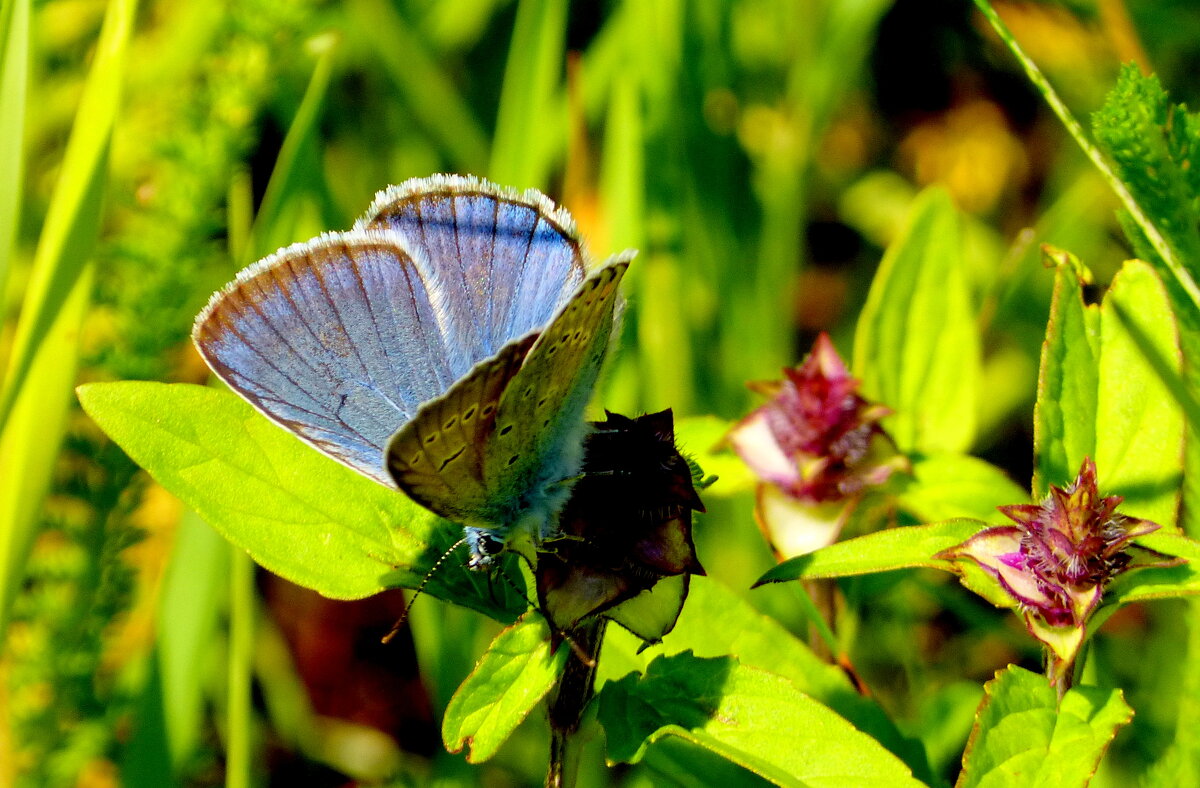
[0,0,136,641]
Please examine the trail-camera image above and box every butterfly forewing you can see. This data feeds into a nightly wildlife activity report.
[360,175,587,368]
[193,231,453,487]
[485,259,631,512]
[385,333,537,522]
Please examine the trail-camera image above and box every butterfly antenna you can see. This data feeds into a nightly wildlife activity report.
[381,535,469,644]
[493,567,596,668]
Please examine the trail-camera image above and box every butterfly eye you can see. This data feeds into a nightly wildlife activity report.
[463,406,476,420]
[443,416,458,430]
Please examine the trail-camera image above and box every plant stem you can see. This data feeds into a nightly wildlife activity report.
[546,617,605,788]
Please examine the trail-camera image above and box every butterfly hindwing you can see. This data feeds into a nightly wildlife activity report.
[483,258,631,523]
[385,332,537,523]
[193,230,455,487]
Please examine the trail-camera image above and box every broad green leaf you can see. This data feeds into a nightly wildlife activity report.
[1103,532,1200,605]
[489,0,566,188]
[597,577,932,782]
[0,0,136,428]
[0,0,29,293]
[442,616,567,762]
[640,737,776,787]
[853,186,980,454]
[899,453,1027,524]
[1033,265,1099,499]
[0,266,91,640]
[1090,65,1200,538]
[755,520,981,586]
[958,665,1131,788]
[598,652,923,787]
[1096,260,1184,527]
[78,381,426,599]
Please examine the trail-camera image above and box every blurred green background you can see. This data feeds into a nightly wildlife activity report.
[3,0,1199,785]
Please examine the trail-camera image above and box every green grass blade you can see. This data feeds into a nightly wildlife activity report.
[972,0,1200,318]
[226,548,255,788]
[346,0,488,173]
[248,37,337,263]
[0,0,30,295]
[158,510,227,768]
[489,0,567,188]
[0,0,137,428]
[0,264,92,641]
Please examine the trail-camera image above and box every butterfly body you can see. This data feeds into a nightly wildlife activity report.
[193,175,630,568]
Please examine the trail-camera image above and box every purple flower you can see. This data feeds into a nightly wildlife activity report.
[728,333,905,555]
[937,457,1179,680]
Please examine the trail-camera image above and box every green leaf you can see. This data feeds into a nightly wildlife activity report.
[598,652,923,787]
[1033,264,1099,499]
[899,453,1027,524]
[442,616,567,762]
[958,665,1132,788]
[1103,532,1200,605]
[755,520,981,586]
[1096,260,1185,527]
[1089,67,1200,536]
[853,186,980,454]
[613,576,932,782]
[78,382,527,619]
[78,382,419,595]
[1092,66,1200,280]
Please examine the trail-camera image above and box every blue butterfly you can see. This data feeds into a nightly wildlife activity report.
[192,174,631,568]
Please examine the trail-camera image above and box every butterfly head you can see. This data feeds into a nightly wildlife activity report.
[464,527,506,569]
